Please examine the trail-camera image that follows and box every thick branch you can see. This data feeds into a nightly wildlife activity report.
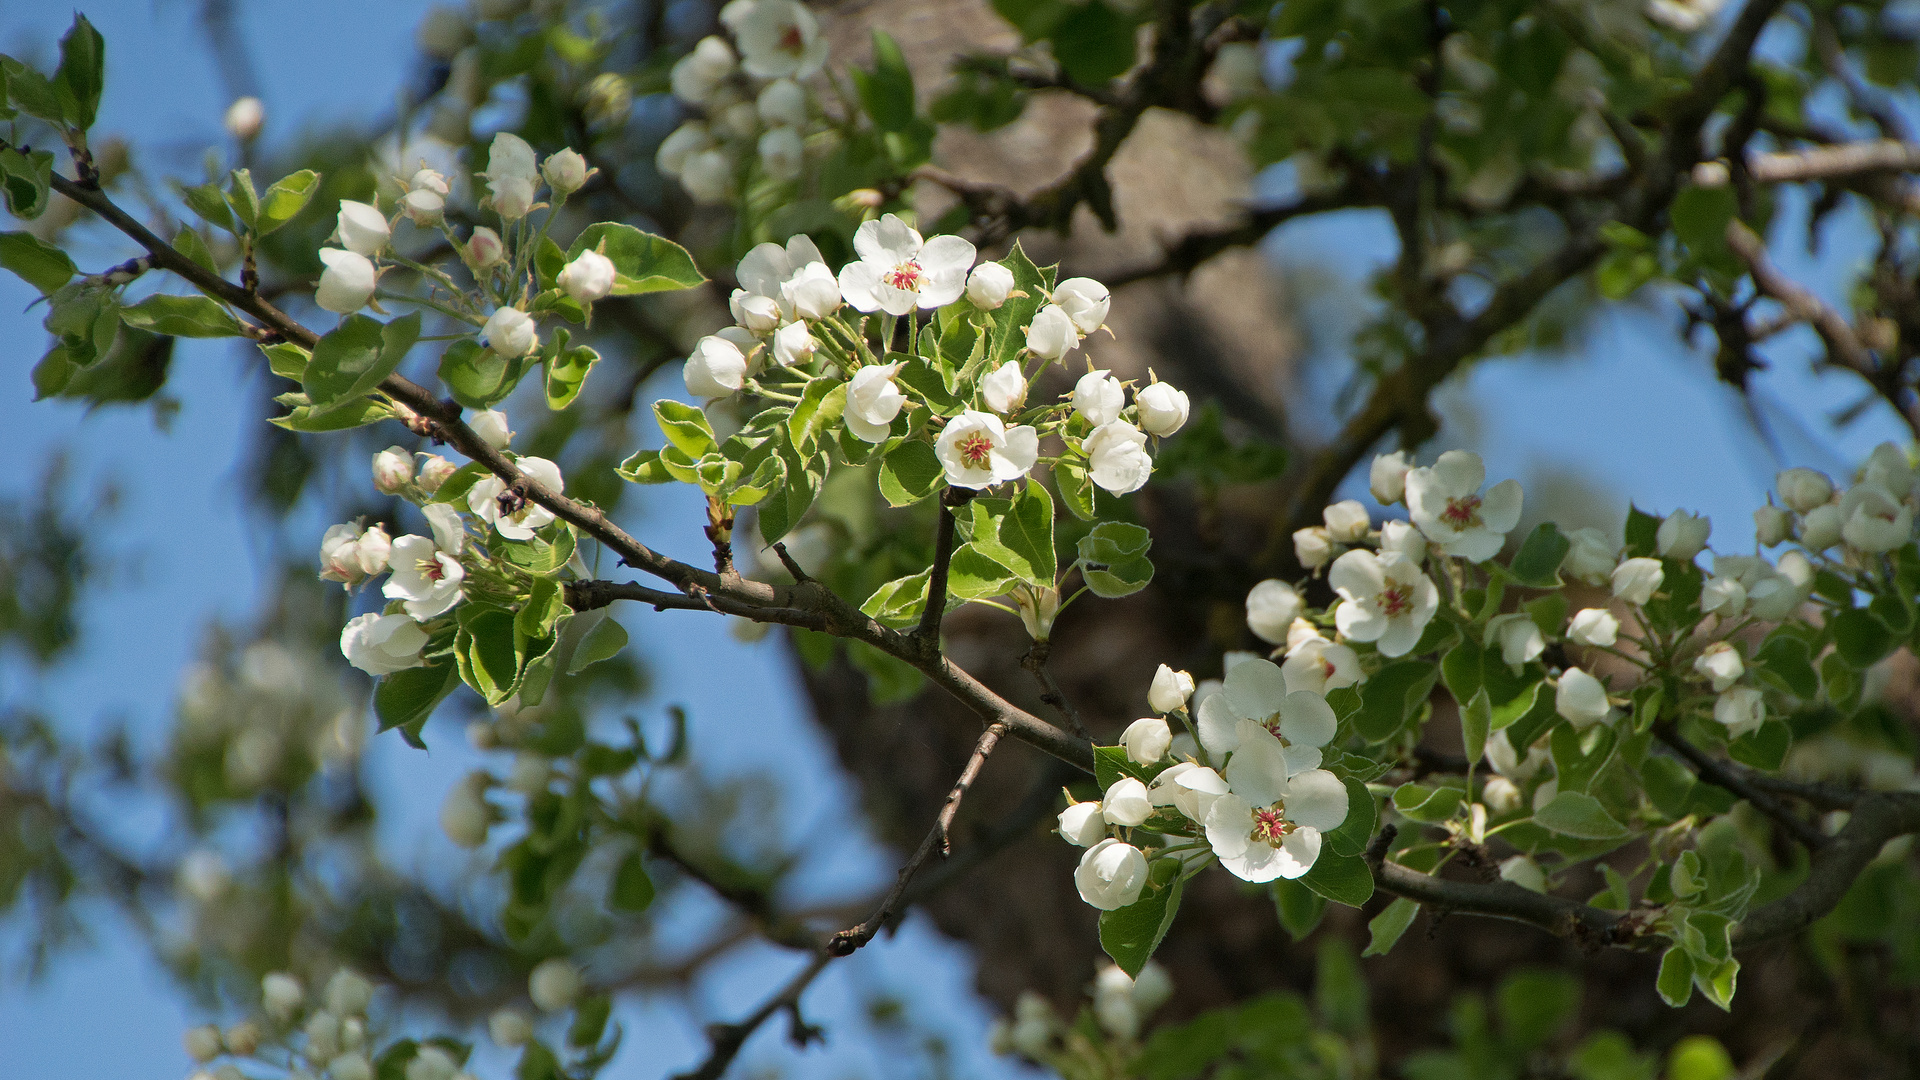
[1733,791,1920,945]
[1655,723,1829,850]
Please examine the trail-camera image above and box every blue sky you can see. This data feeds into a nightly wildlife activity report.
[0,3,1910,1080]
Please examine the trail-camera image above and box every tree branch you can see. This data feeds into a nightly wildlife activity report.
[1733,791,1920,945]
[916,489,971,648]
[1655,722,1830,851]
[669,951,832,1080]
[1020,639,1089,739]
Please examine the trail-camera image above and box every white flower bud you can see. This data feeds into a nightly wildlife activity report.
[262,972,305,1021]
[466,227,506,269]
[1057,801,1108,847]
[415,6,472,58]
[483,307,537,358]
[406,1046,458,1080]
[1322,499,1370,542]
[1656,509,1711,560]
[1487,613,1545,668]
[981,360,1027,414]
[1024,304,1080,360]
[1611,557,1664,604]
[655,122,714,178]
[782,262,841,320]
[372,447,414,494]
[729,288,783,332]
[224,1022,261,1057]
[185,1026,223,1063]
[1119,717,1173,766]
[1754,505,1792,546]
[1798,503,1843,550]
[1135,382,1189,437]
[316,249,377,314]
[177,849,231,904]
[1072,370,1125,427]
[670,36,737,105]
[1245,579,1303,644]
[440,773,491,848]
[400,188,445,227]
[1839,483,1913,552]
[469,409,513,449]
[1369,451,1411,504]
[1380,519,1425,561]
[1053,277,1111,334]
[557,249,616,303]
[1567,607,1618,647]
[1101,776,1154,827]
[324,970,374,1017]
[335,201,390,258]
[1694,641,1744,692]
[340,613,427,675]
[756,78,809,127]
[1148,664,1195,713]
[1074,838,1148,910]
[1093,987,1139,1040]
[329,1054,373,1080]
[1481,776,1522,814]
[967,262,1015,310]
[773,319,816,369]
[1777,467,1834,513]
[224,96,264,141]
[304,1012,342,1061]
[678,148,736,205]
[1561,527,1617,585]
[489,1008,533,1048]
[528,958,582,1012]
[1131,961,1174,1014]
[1294,526,1334,570]
[1555,667,1614,728]
[542,148,591,196]
[411,168,450,196]
[1700,574,1746,617]
[757,126,805,182]
[1714,685,1766,739]
[684,334,749,399]
[1083,420,1154,494]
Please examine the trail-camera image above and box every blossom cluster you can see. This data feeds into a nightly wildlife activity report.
[987,961,1174,1062]
[684,212,1187,494]
[655,0,831,203]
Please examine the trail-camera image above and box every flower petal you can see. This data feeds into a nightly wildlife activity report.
[837,262,882,312]
[1480,478,1523,533]
[1284,769,1350,832]
[1222,658,1288,722]
[1222,721,1288,806]
[1328,549,1384,600]
[1432,449,1485,496]
[1272,827,1322,879]
[1281,744,1323,777]
[1203,793,1252,859]
[1195,691,1241,758]
[1278,690,1336,748]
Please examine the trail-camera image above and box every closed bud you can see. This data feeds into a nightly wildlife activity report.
[324,970,374,1016]
[1322,499,1370,542]
[1119,717,1173,766]
[1369,450,1411,504]
[1057,802,1107,847]
[1568,607,1618,647]
[1777,467,1834,513]
[489,1008,533,1047]
[1694,641,1744,692]
[1101,776,1154,826]
[223,1022,261,1056]
[1611,557,1664,605]
[328,1054,373,1080]
[679,148,736,205]
[1135,381,1189,437]
[483,307,537,358]
[440,772,491,848]
[1245,579,1304,643]
[1148,664,1195,713]
[966,262,1015,310]
[1656,509,1711,560]
[980,360,1027,414]
[541,148,592,196]
[316,249,377,314]
[262,972,304,1021]
[335,201,391,258]
[185,1025,223,1063]
[1293,526,1334,570]
[1798,503,1842,550]
[1754,504,1792,546]
[304,1012,341,1061]
[466,227,506,269]
[416,455,456,493]
[1481,776,1522,814]
[372,447,414,494]
[224,96,264,141]
[400,188,444,227]
[528,958,583,1012]
[557,249,616,303]
[469,409,513,449]
[410,168,450,196]
[1560,527,1617,585]
[757,126,805,182]
[756,78,809,127]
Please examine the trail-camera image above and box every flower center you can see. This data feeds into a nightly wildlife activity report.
[1441,494,1483,528]
[1374,582,1414,618]
[956,430,995,467]
[417,557,445,582]
[778,24,805,54]
[883,260,924,292]
[1248,804,1293,847]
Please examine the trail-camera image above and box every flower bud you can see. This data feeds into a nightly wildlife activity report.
[670,35,737,105]
[1481,776,1522,814]
[1610,557,1664,604]
[1798,503,1842,550]
[224,1022,261,1057]
[483,307,538,358]
[773,319,815,368]
[416,454,456,492]
[415,6,472,59]
[466,227,506,269]
[678,148,736,205]
[224,96,264,141]
[528,958,582,1012]
[1700,574,1746,617]
[329,1054,373,1080]
[557,249,616,303]
[1560,527,1617,585]
[1369,451,1411,504]
[1555,667,1614,728]
[262,972,304,1021]
[1656,509,1710,560]
[1148,664,1195,713]
[1101,776,1154,826]
[967,262,1016,310]
[1245,579,1304,643]
[1057,801,1107,847]
[1010,1015,1052,1058]
[1119,717,1173,766]
[185,1025,223,1063]
[1093,986,1140,1040]
[335,201,391,258]
[1777,467,1834,513]
[316,249,377,314]
[1568,607,1618,647]
[1322,499,1370,543]
[304,1012,341,1061]
[372,447,414,494]
[1075,838,1148,910]
[1694,641,1744,692]
[1839,483,1913,552]
[1130,961,1174,1014]
[1293,526,1334,570]
[684,334,749,399]
[489,177,536,220]
[1714,685,1766,739]
[541,148,591,196]
[1486,613,1545,668]
[406,1046,458,1080]
[469,409,513,449]
[441,773,491,848]
[980,360,1027,414]
[1135,381,1189,437]
[1754,504,1792,546]
[400,187,445,227]
[489,1008,533,1047]
[757,126,805,181]
[654,121,713,179]
[1024,304,1080,360]
[1053,277,1111,334]
[1073,370,1125,427]
[411,168,450,196]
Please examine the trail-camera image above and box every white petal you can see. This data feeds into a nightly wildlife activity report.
[1222,658,1288,722]
[1195,692,1242,758]
[1480,478,1523,533]
[1431,449,1485,495]
[1278,690,1336,748]
[1272,828,1322,879]
[1222,721,1289,806]
[837,262,882,312]
[1283,769,1349,832]
[1203,794,1252,859]
[1281,744,1323,777]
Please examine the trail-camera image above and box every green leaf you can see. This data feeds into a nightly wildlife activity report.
[786,375,847,449]
[1298,850,1373,908]
[269,396,395,432]
[852,29,917,133]
[53,15,105,131]
[225,169,260,231]
[305,312,419,410]
[567,995,612,1049]
[517,578,567,640]
[1506,523,1571,587]
[456,603,522,706]
[375,662,459,747]
[879,439,944,506]
[1655,946,1694,1007]
[566,223,704,295]
[1323,777,1376,858]
[860,568,933,628]
[966,482,1056,587]
[1098,874,1183,978]
[568,614,628,674]
[1392,782,1463,824]
[515,1041,561,1080]
[1461,688,1491,767]
[982,242,1054,370]
[172,228,218,274]
[1362,896,1419,956]
[439,338,528,408]
[1532,791,1629,839]
[257,169,322,235]
[655,399,718,457]
[119,294,244,338]
[1831,608,1896,668]
[1271,878,1327,940]
[544,342,599,410]
[1727,719,1790,771]
[947,542,1018,601]
[0,231,74,294]
[1053,0,1136,85]
[609,849,655,912]
[1076,521,1153,598]
[758,437,823,544]
[0,146,54,219]
[177,181,235,233]
[1667,1035,1735,1080]
[1,58,64,124]
[1353,660,1438,743]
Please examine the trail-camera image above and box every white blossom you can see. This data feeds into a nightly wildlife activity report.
[1656,509,1711,560]
[1862,442,1916,496]
[224,96,264,140]
[670,36,737,104]
[468,456,563,541]
[1694,641,1743,692]
[557,250,616,303]
[1561,526,1618,585]
[440,772,490,848]
[1754,505,1792,546]
[407,1047,458,1080]
[684,334,749,399]
[411,170,450,198]
[528,958,582,1012]
[417,455,457,493]
[679,148,736,204]
[1555,667,1614,728]
[1093,967,1140,1040]
[1285,619,1322,655]
[1777,467,1834,513]
[1369,451,1411,504]
[967,262,1015,309]
[263,972,305,1020]
[845,362,906,443]
[935,410,1039,489]
[340,614,428,676]
[1148,664,1195,713]
[483,306,537,358]
[730,289,782,332]
[1486,728,1549,782]
[1700,574,1746,617]
[1714,685,1766,739]
[383,534,465,619]
[1486,612,1545,669]
[1052,277,1111,334]
[757,126,805,181]
[1322,500,1370,543]
[335,200,390,257]
[1293,526,1335,570]
[316,248,377,313]
[319,522,391,586]
[655,121,714,178]
[470,408,513,449]
[1120,717,1173,766]
[1072,370,1125,426]
[425,503,468,560]
[1749,552,1812,619]
[772,319,815,368]
[1379,519,1426,561]
[1205,726,1346,882]
[1101,776,1154,826]
[981,360,1027,414]
[1839,483,1913,552]
[1405,450,1523,561]
[1611,557,1664,604]
[1135,381,1189,437]
[1568,607,1618,647]
[400,187,445,226]
[1057,801,1107,847]
[325,970,373,1017]
[1025,304,1081,360]
[482,132,539,220]
[466,227,506,268]
[1280,635,1361,695]
[1244,579,1303,644]
[1194,657,1336,773]
[783,261,842,320]
[1131,962,1174,1015]
[331,1055,374,1080]
[1084,420,1153,494]
[756,78,809,127]
[1147,762,1229,821]
[1481,776,1522,814]
[1074,838,1148,910]
[1798,503,1843,550]
[838,214,974,314]
[1329,549,1439,657]
[722,0,829,79]
[488,1010,533,1048]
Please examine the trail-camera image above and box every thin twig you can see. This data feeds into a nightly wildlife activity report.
[1655,723,1830,851]
[1020,640,1089,739]
[670,952,833,1080]
[915,489,972,648]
